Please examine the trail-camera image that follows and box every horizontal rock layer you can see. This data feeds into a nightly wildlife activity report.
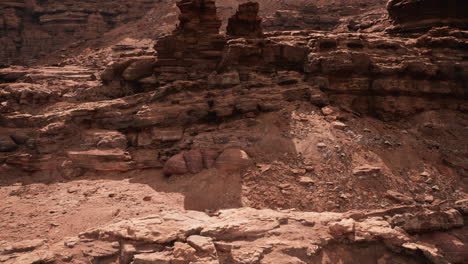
[1,205,466,263]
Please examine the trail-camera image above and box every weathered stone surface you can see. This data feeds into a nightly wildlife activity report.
[122,57,157,82]
[227,2,263,38]
[183,150,204,174]
[389,209,464,233]
[186,235,216,255]
[163,153,188,176]
[387,0,468,32]
[67,149,133,171]
[173,242,197,261]
[7,206,465,264]
[0,239,44,255]
[352,165,382,176]
[385,190,414,205]
[154,0,225,83]
[215,148,252,172]
[0,135,17,152]
[207,71,241,87]
[202,150,220,169]
[0,0,163,64]
[133,252,172,264]
[454,199,468,215]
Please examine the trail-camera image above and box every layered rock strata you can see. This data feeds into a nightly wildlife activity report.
[1,205,467,263]
[0,0,160,64]
[154,0,226,83]
[226,2,263,38]
[387,0,468,32]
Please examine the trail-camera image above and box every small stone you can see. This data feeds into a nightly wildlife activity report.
[432,185,440,191]
[420,171,430,177]
[143,196,152,201]
[332,121,347,130]
[352,165,381,176]
[186,235,216,255]
[329,218,355,237]
[173,242,196,261]
[111,242,120,249]
[0,135,18,152]
[64,237,80,248]
[321,106,334,116]
[385,190,414,204]
[454,199,468,215]
[133,252,172,264]
[298,177,315,185]
[291,169,306,175]
[121,244,137,264]
[317,143,327,148]
[424,195,434,203]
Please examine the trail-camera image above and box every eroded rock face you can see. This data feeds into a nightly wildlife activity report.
[154,0,226,83]
[3,206,467,264]
[0,0,161,64]
[0,135,17,152]
[387,0,468,32]
[226,2,263,38]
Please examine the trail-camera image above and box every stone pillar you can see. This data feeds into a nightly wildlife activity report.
[226,2,263,38]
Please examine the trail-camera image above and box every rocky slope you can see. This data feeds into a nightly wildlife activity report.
[0,0,467,263]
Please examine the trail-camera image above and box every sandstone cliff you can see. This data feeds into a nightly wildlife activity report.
[0,0,467,263]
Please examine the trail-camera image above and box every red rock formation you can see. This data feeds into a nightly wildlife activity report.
[154,0,226,83]
[387,0,468,32]
[0,0,162,64]
[227,2,263,38]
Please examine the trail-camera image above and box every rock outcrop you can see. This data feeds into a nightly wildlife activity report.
[154,0,226,83]
[1,205,467,264]
[0,0,162,64]
[226,2,263,38]
[0,2,467,259]
[387,0,468,32]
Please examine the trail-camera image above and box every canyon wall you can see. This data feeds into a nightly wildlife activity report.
[1,0,390,65]
[0,0,162,64]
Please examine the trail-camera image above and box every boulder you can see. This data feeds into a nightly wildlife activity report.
[183,150,204,174]
[0,135,17,152]
[215,148,252,172]
[100,59,137,84]
[202,150,219,169]
[163,153,188,176]
[173,242,196,261]
[122,57,157,81]
[187,235,217,255]
[454,199,468,215]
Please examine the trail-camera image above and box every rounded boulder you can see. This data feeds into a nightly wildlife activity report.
[215,148,252,172]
